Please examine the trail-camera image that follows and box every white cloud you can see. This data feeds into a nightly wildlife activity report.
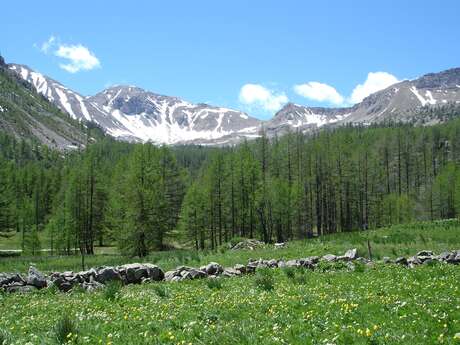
[55,44,100,73]
[349,72,399,104]
[239,84,288,112]
[294,71,400,106]
[293,82,344,105]
[37,36,101,73]
[40,36,56,54]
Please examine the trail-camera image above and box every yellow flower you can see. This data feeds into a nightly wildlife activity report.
[365,328,372,337]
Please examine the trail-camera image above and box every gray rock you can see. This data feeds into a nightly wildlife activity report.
[81,281,104,292]
[286,259,300,267]
[6,284,37,293]
[343,248,358,261]
[417,250,434,257]
[383,257,391,264]
[274,242,286,249]
[407,256,422,266]
[119,263,149,284]
[0,273,24,287]
[298,258,314,268]
[267,259,278,268]
[232,239,265,250]
[395,257,408,265]
[144,263,164,281]
[233,264,247,274]
[96,267,122,284]
[322,254,337,262]
[26,266,47,289]
[204,262,223,275]
[222,267,241,277]
[164,270,179,281]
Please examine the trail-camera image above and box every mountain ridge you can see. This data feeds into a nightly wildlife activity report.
[6,59,460,146]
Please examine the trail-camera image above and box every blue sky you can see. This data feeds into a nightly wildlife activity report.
[2,0,460,119]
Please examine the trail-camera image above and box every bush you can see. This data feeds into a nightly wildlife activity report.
[294,273,308,285]
[206,278,223,290]
[229,236,246,247]
[353,261,366,273]
[152,284,168,298]
[316,261,348,272]
[283,267,297,279]
[54,315,77,344]
[254,268,274,291]
[103,280,122,301]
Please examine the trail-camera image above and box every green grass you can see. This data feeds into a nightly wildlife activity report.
[0,220,460,344]
[0,264,459,344]
[1,219,459,273]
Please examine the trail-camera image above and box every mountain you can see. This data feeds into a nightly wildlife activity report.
[270,67,460,132]
[9,64,261,145]
[266,103,352,136]
[8,61,460,146]
[0,59,87,150]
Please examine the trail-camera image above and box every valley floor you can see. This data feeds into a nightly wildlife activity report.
[1,263,459,344]
[1,220,460,344]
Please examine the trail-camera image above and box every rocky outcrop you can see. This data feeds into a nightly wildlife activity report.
[231,239,265,250]
[1,249,459,294]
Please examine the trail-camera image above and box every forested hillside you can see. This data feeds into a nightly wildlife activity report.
[1,114,460,256]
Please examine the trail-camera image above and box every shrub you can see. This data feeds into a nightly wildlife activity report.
[229,236,246,247]
[152,284,168,298]
[353,261,366,273]
[103,280,122,301]
[206,278,223,290]
[283,267,297,279]
[316,261,348,272]
[294,272,308,285]
[54,315,77,344]
[254,268,274,291]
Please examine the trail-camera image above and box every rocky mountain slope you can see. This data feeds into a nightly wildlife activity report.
[9,64,261,145]
[0,58,87,150]
[269,67,460,134]
[7,59,460,146]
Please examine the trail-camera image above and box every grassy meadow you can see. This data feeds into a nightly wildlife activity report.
[0,220,459,344]
[1,219,460,273]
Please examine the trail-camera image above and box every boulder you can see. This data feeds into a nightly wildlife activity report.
[96,267,122,284]
[267,259,278,268]
[382,257,392,264]
[164,270,179,282]
[26,266,47,289]
[119,263,149,284]
[274,242,286,249]
[298,258,314,269]
[222,267,241,277]
[233,264,247,274]
[395,257,408,266]
[342,248,358,261]
[322,254,337,262]
[204,262,223,275]
[51,276,74,292]
[407,256,422,267]
[417,250,434,257]
[286,259,300,267]
[0,273,24,287]
[144,263,164,281]
[231,239,265,251]
[81,281,103,292]
[6,284,37,293]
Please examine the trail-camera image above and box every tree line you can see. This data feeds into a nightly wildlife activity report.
[1,114,460,256]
